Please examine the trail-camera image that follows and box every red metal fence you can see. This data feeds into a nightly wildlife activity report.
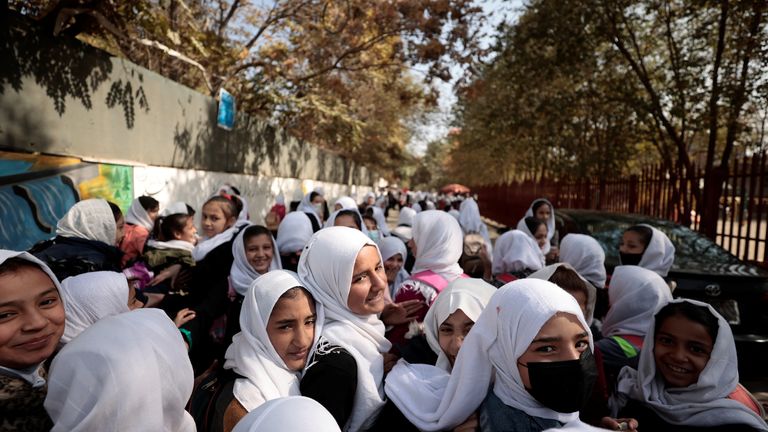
[474,151,768,267]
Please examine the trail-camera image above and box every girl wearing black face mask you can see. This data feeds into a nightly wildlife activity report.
[384,279,600,432]
[618,225,675,278]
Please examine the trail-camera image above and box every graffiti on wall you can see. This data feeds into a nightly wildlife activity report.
[0,151,133,251]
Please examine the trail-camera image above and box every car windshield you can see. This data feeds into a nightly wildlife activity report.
[571,215,741,270]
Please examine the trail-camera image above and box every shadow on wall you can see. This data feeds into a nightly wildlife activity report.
[0,152,133,251]
[0,13,150,151]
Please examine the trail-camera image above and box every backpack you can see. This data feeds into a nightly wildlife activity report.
[186,363,242,431]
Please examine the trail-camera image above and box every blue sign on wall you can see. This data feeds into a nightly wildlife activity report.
[217,88,236,130]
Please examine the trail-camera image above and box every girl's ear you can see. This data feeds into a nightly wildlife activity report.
[227,216,237,228]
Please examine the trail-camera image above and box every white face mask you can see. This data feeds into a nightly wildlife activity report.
[368,230,380,242]
[312,203,324,215]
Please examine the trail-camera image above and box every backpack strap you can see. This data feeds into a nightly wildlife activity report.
[728,383,765,418]
[304,212,321,233]
[610,335,644,358]
[410,270,469,294]
[496,273,518,284]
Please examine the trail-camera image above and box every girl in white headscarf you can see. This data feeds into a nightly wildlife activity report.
[45,308,195,432]
[324,208,367,234]
[220,271,324,430]
[559,234,607,290]
[120,196,160,266]
[193,196,248,262]
[609,299,768,431]
[230,225,282,297]
[619,224,675,277]
[397,207,417,227]
[388,210,466,346]
[232,396,341,432]
[59,271,140,345]
[0,250,66,432]
[424,278,497,372]
[334,196,358,211]
[276,211,315,272]
[34,198,124,281]
[491,230,545,285]
[297,227,391,431]
[596,266,672,390]
[458,197,492,255]
[376,236,410,300]
[367,206,391,238]
[516,198,557,258]
[297,191,326,228]
[385,279,598,431]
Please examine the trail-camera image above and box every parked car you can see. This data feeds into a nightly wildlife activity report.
[556,209,768,378]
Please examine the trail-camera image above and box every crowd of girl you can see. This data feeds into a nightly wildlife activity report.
[1,187,766,432]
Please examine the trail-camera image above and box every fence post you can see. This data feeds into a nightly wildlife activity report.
[628,175,638,213]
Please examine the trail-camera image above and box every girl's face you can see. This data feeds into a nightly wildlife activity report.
[619,230,646,254]
[534,224,548,249]
[653,313,713,388]
[127,285,144,310]
[517,312,589,389]
[347,246,387,315]
[438,308,474,367]
[147,207,160,222]
[266,290,317,371]
[201,202,235,238]
[534,203,551,222]
[245,234,274,274]
[334,214,359,230]
[175,217,198,244]
[363,218,378,232]
[115,216,125,246]
[0,266,65,369]
[383,253,404,284]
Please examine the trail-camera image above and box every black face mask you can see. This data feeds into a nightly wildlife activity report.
[619,251,643,266]
[521,349,598,413]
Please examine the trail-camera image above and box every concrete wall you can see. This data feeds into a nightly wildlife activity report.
[0,14,375,186]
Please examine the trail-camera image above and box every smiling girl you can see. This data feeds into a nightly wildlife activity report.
[0,250,66,432]
[608,299,767,431]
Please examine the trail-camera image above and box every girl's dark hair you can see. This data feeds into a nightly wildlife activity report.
[335,210,362,229]
[279,286,315,303]
[532,199,551,215]
[153,213,191,242]
[655,302,719,342]
[524,216,545,235]
[625,225,653,249]
[243,225,273,244]
[309,191,320,202]
[0,257,45,278]
[204,196,239,220]
[138,196,160,212]
[549,266,589,301]
[362,214,377,228]
[107,201,123,222]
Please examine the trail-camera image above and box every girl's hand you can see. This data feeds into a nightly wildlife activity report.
[380,300,423,326]
[174,308,196,327]
[600,417,638,431]
[147,264,181,286]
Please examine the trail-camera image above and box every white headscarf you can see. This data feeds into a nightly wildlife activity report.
[636,224,675,277]
[385,279,592,430]
[377,236,410,297]
[334,196,358,210]
[0,250,64,387]
[559,234,607,289]
[146,239,195,252]
[297,227,392,431]
[458,198,492,255]
[424,278,497,372]
[160,202,189,217]
[516,199,555,254]
[59,271,130,345]
[369,206,390,237]
[224,271,324,411]
[411,210,464,280]
[45,309,195,432]
[612,299,768,430]
[276,212,315,254]
[192,219,249,262]
[230,225,282,296]
[232,396,342,432]
[56,199,116,246]
[398,207,417,227]
[491,230,545,275]
[602,265,672,337]
[297,191,323,227]
[323,208,368,236]
[528,263,597,324]
[125,197,154,231]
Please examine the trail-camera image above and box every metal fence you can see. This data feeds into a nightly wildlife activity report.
[474,151,768,267]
